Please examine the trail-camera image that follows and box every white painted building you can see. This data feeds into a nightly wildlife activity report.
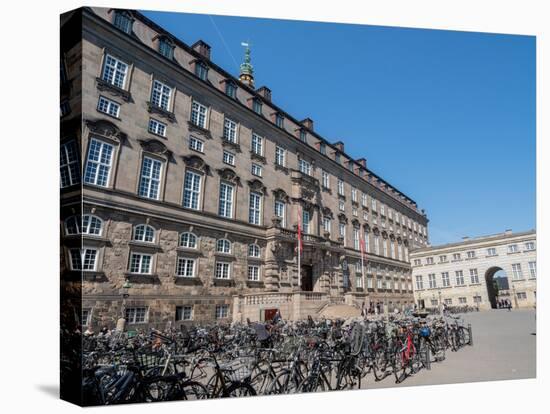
[410,230,536,310]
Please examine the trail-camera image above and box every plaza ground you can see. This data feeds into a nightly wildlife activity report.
[367,309,536,389]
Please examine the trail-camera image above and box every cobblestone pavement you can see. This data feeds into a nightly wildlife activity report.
[366,309,536,389]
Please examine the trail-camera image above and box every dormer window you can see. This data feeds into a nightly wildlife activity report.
[275,113,284,128]
[159,38,175,60]
[335,153,341,164]
[299,129,307,143]
[195,62,208,81]
[319,142,326,155]
[113,10,133,34]
[252,98,262,115]
[225,81,237,99]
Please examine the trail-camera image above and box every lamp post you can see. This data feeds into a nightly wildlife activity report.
[438,290,442,315]
[116,279,131,332]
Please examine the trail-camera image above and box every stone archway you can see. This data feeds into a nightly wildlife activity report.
[485,266,508,309]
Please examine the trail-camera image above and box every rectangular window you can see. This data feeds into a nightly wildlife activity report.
[467,250,476,259]
[428,273,436,288]
[323,217,331,234]
[215,262,231,279]
[249,192,262,225]
[69,248,97,271]
[426,257,434,265]
[390,241,395,259]
[113,11,133,33]
[274,200,285,227]
[218,182,234,218]
[302,210,311,234]
[299,129,307,142]
[356,274,363,289]
[148,118,167,137]
[321,170,330,189]
[338,180,345,196]
[125,307,148,324]
[512,263,523,280]
[225,82,237,99]
[361,193,368,207]
[377,277,383,290]
[470,268,479,284]
[415,275,424,290]
[371,198,377,211]
[252,99,262,114]
[453,253,461,261]
[81,308,91,326]
[275,146,286,167]
[525,242,535,251]
[442,272,450,287]
[339,223,346,239]
[159,39,174,59]
[189,136,204,152]
[352,208,358,217]
[97,96,120,117]
[190,100,208,128]
[517,292,527,300]
[459,297,467,304]
[84,139,114,187]
[439,255,447,263]
[60,100,71,117]
[319,142,326,155]
[129,253,152,274]
[182,170,202,210]
[195,62,208,80]
[251,133,263,155]
[216,304,229,319]
[455,270,465,286]
[251,163,262,177]
[528,261,536,278]
[175,306,193,321]
[374,236,380,255]
[275,113,284,128]
[444,298,452,306]
[487,248,497,256]
[151,80,172,111]
[383,240,388,257]
[248,265,260,281]
[508,244,518,253]
[339,200,345,211]
[351,187,357,202]
[138,156,162,200]
[101,54,128,89]
[364,232,370,252]
[60,141,80,188]
[473,295,482,304]
[413,259,421,266]
[223,118,238,143]
[380,205,386,216]
[176,257,195,278]
[299,159,312,176]
[223,150,235,166]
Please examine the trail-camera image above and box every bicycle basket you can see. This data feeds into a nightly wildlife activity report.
[135,350,164,370]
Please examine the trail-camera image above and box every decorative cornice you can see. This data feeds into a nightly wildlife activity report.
[147,102,176,122]
[138,138,172,158]
[95,77,132,102]
[216,167,241,185]
[182,154,210,174]
[85,118,127,144]
[247,179,268,195]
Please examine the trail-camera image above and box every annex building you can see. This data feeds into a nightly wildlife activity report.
[411,229,536,310]
[60,7,429,328]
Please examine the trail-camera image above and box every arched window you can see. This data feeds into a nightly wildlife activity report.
[82,215,103,236]
[179,232,197,249]
[248,244,260,258]
[65,215,80,235]
[133,224,155,243]
[216,239,231,254]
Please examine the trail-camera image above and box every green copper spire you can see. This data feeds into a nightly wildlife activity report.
[239,41,254,87]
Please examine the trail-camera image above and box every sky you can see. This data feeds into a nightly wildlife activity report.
[141,9,536,246]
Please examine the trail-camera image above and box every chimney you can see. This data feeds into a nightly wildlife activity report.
[301,118,314,131]
[504,229,512,235]
[333,141,344,152]
[256,86,271,102]
[462,236,470,241]
[192,40,211,60]
[357,158,367,169]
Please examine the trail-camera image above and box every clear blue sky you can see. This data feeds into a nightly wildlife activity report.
[141,9,536,246]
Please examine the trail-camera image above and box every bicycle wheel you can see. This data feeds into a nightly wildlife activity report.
[250,368,276,395]
[392,348,406,383]
[268,369,301,394]
[180,381,209,400]
[223,381,257,397]
[372,349,388,381]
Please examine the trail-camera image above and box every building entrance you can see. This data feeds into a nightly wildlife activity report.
[301,265,313,291]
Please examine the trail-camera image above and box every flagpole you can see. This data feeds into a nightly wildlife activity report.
[297,208,301,288]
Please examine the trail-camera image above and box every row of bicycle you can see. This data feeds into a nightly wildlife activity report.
[81,314,473,405]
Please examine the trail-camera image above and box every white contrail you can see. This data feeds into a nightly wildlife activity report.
[208,15,240,71]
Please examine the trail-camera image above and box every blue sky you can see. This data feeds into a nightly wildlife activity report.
[141,10,536,246]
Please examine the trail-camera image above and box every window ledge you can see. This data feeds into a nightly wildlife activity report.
[128,241,162,251]
[147,102,176,122]
[212,278,235,287]
[176,247,201,255]
[96,77,132,102]
[81,271,107,282]
[124,273,160,283]
[214,252,236,260]
[174,276,203,285]
[507,251,521,255]
[250,151,267,164]
[246,280,265,288]
[274,163,289,174]
[187,121,212,137]
[221,138,241,152]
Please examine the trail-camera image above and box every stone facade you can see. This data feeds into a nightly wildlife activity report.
[60,7,429,329]
[410,230,537,310]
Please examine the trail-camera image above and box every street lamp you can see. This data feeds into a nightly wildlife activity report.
[116,279,132,332]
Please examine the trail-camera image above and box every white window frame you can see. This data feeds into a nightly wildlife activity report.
[176,306,193,321]
[60,141,80,188]
[299,159,312,176]
[84,138,114,187]
[302,210,311,235]
[182,170,202,210]
[148,118,167,137]
[251,163,263,177]
[251,133,263,156]
[215,262,231,279]
[470,268,479,284]
[415,275,423,290]
[275,146,286,167]
[428,273,436,289]
[218,182,234,218]
[455,270,465,286]
[442,272,450,287]
[512,263,523,280]
[248,265,261,281]
[179,232,197,249]
[321,170,330,189]
[97,96,120,117]
[189,136,204,153]
[133,224,156,243]
[223,150,235,166]
[249,191,262,225]
[274,200,286,228]
[126,307,148,324]
[101,54,128,89]
[176,257,196,278]
[151,80,172,111]
[138,156,163,200]
[129,252,153,274]
[528,261,536,278]
[215,304,229,319]
[216,239,232,254]
[223,118,238,143]
[69,248,98,271]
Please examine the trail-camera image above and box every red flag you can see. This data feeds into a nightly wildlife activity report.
[297,213,303,253]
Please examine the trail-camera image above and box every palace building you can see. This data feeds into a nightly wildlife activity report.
[60,7,429,328]
[411,229,536,310]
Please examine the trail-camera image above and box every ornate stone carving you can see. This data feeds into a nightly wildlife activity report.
[321,207,333,218]
[85,119,127,143]
[272,188,290,202]
[96,77,132,102]
[351,219,361,228]
[216,167,241,184]
[247,179,268,195]
[138,138,172,158]
[338,213,348,224]
[182,155,210,174]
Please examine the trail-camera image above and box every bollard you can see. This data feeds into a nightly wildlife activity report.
[468,323,473,346]
[424,342,431,370]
